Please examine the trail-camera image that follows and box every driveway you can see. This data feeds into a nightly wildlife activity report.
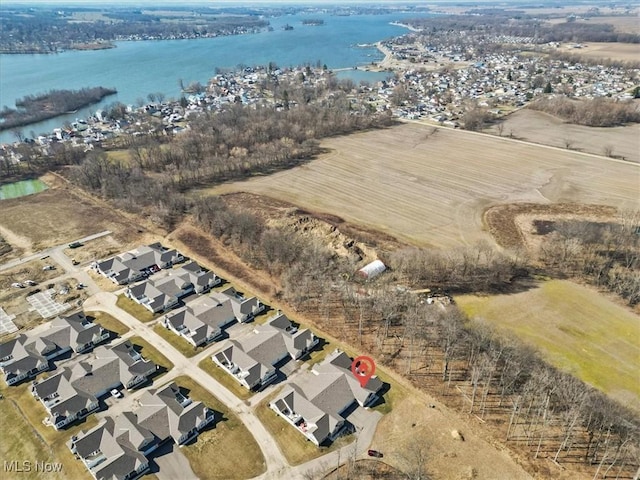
[151,442,198,480]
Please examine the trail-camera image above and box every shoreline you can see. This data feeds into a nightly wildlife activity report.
[389,21,422,32]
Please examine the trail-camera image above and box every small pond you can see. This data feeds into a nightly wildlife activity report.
[0,179,48,200]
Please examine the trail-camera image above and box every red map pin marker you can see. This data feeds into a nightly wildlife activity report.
[351,355,376,388]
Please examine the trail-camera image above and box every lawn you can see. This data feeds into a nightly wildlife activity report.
[457,280,640,411]
[152,324,203,358]
[370,369,401,416]
[116,294,156,323]
[86,311,130,336]
[0,381,95,480]
[198,357,254,401]
[252,307,275,325]
[171,376,265,480]
[129,335,174,374]
[304,337,334,369]
[254,388,355,466]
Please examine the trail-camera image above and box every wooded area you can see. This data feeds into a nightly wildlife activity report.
[405,12,640,44]
[528,96,640,127]
[65,76,393,229]
[185,196,639,479]
[0,87,116,131]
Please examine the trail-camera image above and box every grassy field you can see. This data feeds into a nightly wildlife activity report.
[198,357,254,401]
[116,294,156,323]
[372,394,533,480]
[457,280,640,410]
[129,335,174,373]
[0,381,95,480]
[173,375,266,479]
[255,388,355,466]
[86,311,130,336]
[490,109,640,163]
[211,123,640,248]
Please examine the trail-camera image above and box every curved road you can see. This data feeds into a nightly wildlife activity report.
[4,236,383,480]
[83,292,289,476]
[84,291,383,480]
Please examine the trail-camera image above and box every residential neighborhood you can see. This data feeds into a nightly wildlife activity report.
[1,31,637,166]
[125,260,221,313]
[69,382,216,480]
[0,238,389,480]
[0,312,112,386]
[93,243,184,286]
[32,339,158,429]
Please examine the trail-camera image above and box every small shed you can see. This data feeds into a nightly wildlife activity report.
[357,260,386,280]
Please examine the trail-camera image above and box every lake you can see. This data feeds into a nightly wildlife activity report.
[0,179,49,200]
[0,12,429,143]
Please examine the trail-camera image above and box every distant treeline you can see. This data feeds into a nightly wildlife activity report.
[0,87,116,131]
[0,7,268,53]
[404,14,640,44]
[528,96,640,127]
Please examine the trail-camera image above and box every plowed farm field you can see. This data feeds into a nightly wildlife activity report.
[211,123,640,248]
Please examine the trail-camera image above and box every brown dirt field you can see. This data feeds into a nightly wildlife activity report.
[168,221,280,297]
[489,109,640,163]
[511,6,637,17]
[552,42,640,63]
[0,172,154,254]
[62,235,123,265]
[210,123,640,249]
[547,16,640,35]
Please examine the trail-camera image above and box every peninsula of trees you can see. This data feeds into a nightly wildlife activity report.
[0,87,117,131]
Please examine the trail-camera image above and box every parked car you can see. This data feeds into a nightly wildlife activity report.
[11,282,24,289]
[43,265,56,271]
[111,389,123,398]
[24,280,37,286]
[367,450,383,458]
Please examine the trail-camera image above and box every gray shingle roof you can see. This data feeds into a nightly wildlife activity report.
[136,382,212,445]
[271,350,384,445]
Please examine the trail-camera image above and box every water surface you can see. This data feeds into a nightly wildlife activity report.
[1,12,428,142]
[0,179,49,200]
